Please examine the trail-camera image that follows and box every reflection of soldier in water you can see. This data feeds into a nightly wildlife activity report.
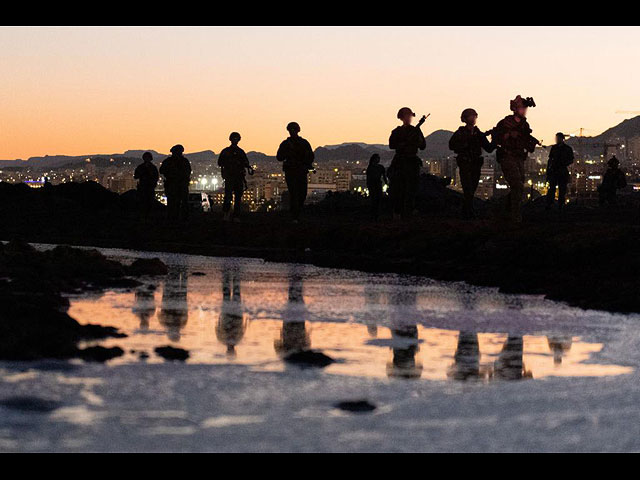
[386,287,422,379]
[158,266,189,342]
[275,268,310,355]
[132,287,156,331]
[448,331,481,381]
[216,266,247,358]
[547,335,573,366]
[493,335,532,380]
[364,284,385,338]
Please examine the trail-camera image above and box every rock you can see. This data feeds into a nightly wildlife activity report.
[284,350,335,368]
[155,346,190,361]
[127,258,168,276]
[0,396,60,413]
[334,400,377,413]
[0,241,128,361]
[77,346,124,362]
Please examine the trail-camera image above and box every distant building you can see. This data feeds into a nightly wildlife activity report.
[107,176,136,193]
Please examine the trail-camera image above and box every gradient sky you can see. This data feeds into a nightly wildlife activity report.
[1,26,639,159]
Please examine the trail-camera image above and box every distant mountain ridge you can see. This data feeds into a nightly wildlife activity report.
[5,115,640,168]
[566,115,640,152]
[0,150,216,168]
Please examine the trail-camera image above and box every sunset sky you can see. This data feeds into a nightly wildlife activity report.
[1,26,639,159]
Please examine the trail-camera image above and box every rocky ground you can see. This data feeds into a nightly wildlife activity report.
[1,180,639,314]
[0,238,167,360]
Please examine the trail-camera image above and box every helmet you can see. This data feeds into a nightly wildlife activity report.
[229,132,241,142]
[397,107,415,120]
[142,151,153,161]
[170,144,184,155]
[460,108,478,122]
[510,95,536,112]
[286,122,301,133]
[608,156,620,167]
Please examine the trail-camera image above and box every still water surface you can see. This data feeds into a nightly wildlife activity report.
[64,248,631,382]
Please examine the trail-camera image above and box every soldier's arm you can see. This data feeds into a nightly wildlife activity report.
[389,129,398,150]
[418,128,426,150]
[481,134,495,153]
[566,147,574,166]
[304,140,315,166]
[134,166,141,179]
[276,141,287,162]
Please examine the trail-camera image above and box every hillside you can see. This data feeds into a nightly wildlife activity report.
[566,115,640,153]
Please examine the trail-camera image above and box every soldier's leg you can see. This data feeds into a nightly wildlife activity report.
[546,177,557,208]
[403,165,419,218]
[165,191,176,221]
[502,159,524,222]
[222,180,233,214]
[180,186,189,221]
[232,178,244,218]
[391,176,404,217]
[459,165,473,217]
[558,181,567,210]
[299,174,308,214]
[286,173,301,220]
[371,188,381,219]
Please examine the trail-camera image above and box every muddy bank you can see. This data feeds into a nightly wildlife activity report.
[1,181,639,314]
[0,240,167,361]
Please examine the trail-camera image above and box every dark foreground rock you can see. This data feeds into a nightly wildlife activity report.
[155,346,190,361]
[0,396,61,413]
[77,346,125,363]
[0,240,128,361]
[334,400,377,413]
[126,258,168,276]
[284,350,335,368]
[1,180,640,313]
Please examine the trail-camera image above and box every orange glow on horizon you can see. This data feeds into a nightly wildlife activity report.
[2,26,640,160]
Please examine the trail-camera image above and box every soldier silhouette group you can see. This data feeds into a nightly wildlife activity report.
[133,95,627,225]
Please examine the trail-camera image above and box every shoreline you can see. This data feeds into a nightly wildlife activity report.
[4,211,639,315]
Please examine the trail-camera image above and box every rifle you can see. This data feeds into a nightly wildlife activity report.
[416,113,430,129]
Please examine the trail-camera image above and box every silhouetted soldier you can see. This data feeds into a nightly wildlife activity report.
[547,335,573,366]
[216,266,247,358]
[449,108,495,219]
[218,132,254,222]
[545,133,574,211]
[366,153,388,220]
[493,335,532,380]
[159,144,191,223]
[489,96,538,223]
[598,156,627,206]
[158,265,189,342]
[388,107,426,219]
[275,268,310,355]
[276,122,314,223]
[448,331,481,381]
[132,287,156,331]
[386,287,422,379]
[134,151,159,218]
